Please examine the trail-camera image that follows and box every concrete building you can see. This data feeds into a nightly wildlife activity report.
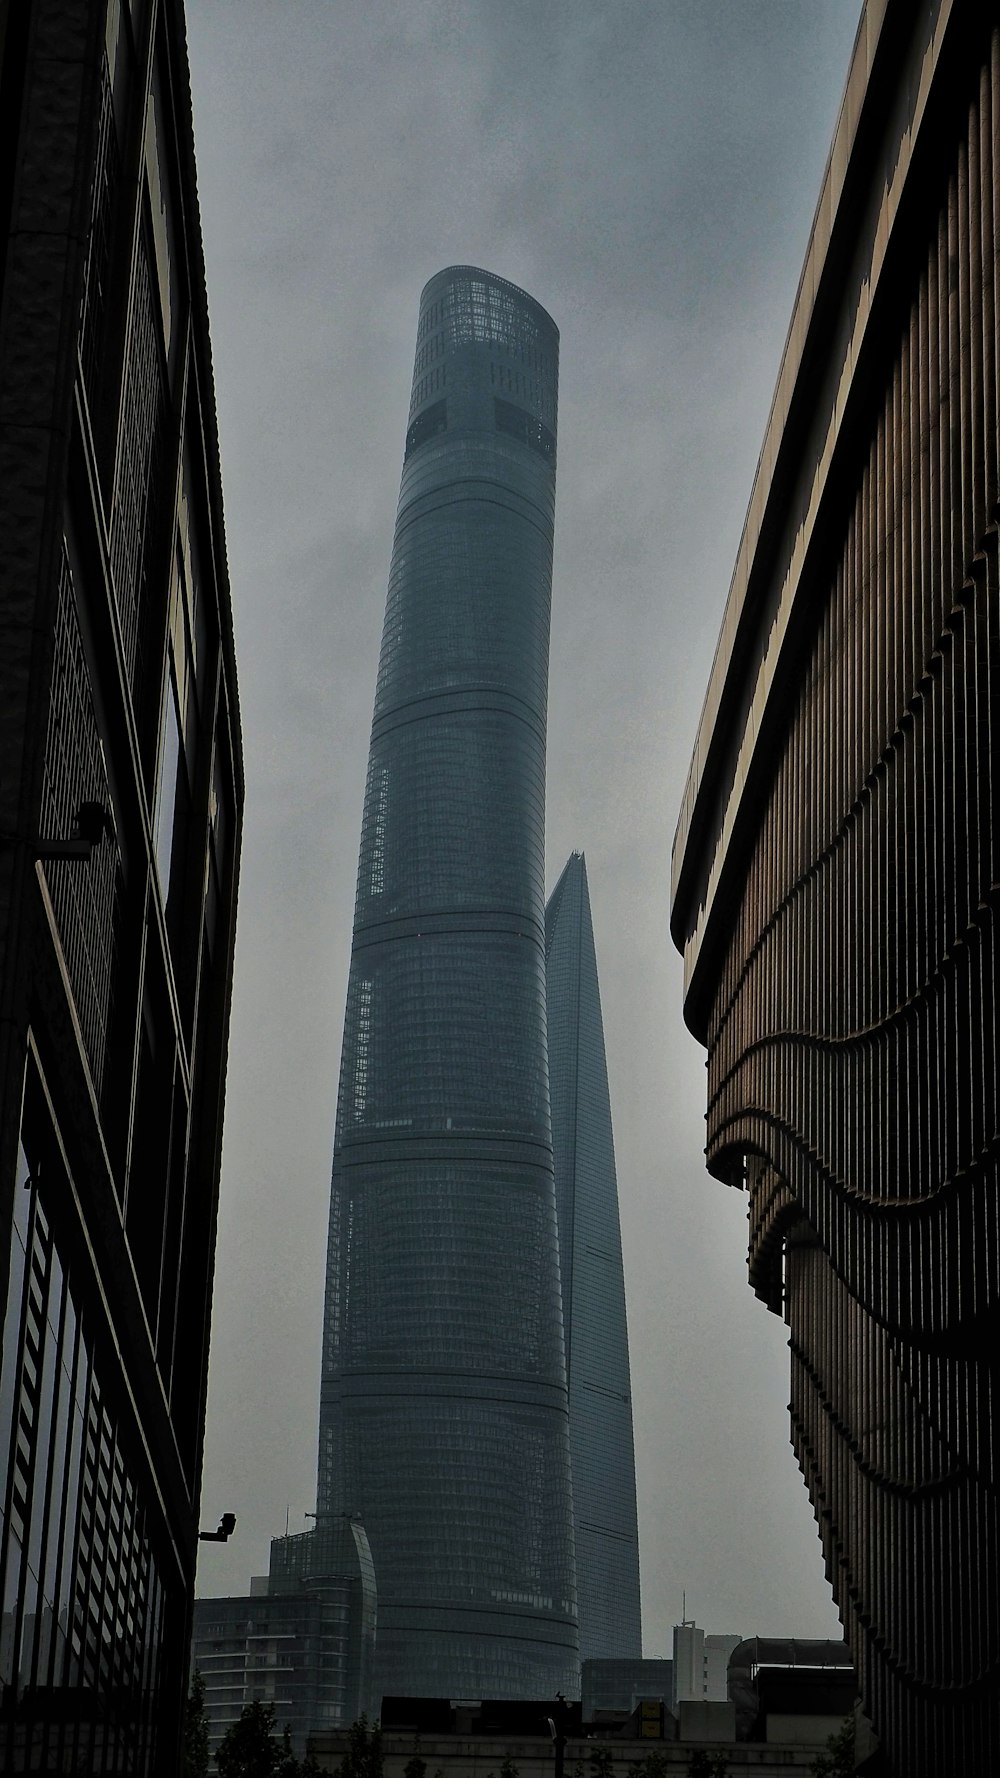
[670,3,999,1773]
[671,1622,741,1710]
[0,0,242,1770]
[318,267,577,1702]
[546,853,641,1663]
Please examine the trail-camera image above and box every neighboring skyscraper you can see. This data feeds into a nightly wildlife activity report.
[671,5,998,1774]
[545,853,641,1661]
[0,2,242,1771]
[319,266,578,1702]
[192,1516,376,1758]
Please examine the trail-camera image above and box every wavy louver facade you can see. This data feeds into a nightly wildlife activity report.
[545,854,641,1661]
[671,6,999,1775]
[319,267,578,1702]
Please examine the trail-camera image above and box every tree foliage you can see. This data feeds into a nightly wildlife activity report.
[591,1750,729,1778]
[809,1718,856,1777]
[338,1715,384,1778]
[485,1758,520,1778]
[685,1752,730,1778]
[182,1670,210,1778]
[215,1698,303,1778]
[595,1746,683,1778]
[404,1742,427,1778]
[637,1755,670,1778]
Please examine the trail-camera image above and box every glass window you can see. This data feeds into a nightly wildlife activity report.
[0,1155,30,1501]
[153,667,181,896]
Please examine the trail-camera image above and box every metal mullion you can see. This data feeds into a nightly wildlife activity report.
[927,214,944,686]
[966,71,987,546]
[955,115,975,570]
[867,433,880,1053]
[982,34,1000,514]
[854,490,861,1052]
[944,164,964,617]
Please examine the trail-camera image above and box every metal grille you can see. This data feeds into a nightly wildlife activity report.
[40,551,121,1091]
[109,231,166,689]
[78,56,119,414]
[413,267,558,426]
[673,20,1000,1777]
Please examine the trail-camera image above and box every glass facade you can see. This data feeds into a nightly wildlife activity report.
[319,267,578,1701]
[545,855,641,1662]
[0,1136,165,1768]
[0,2,242,1766]
[193,1517,376,1758]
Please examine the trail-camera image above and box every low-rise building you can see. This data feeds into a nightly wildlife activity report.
[671,1621,741,1709]
[308,1694,854,1778]
[581,1658,673,1724]
[193,1515,376,1757]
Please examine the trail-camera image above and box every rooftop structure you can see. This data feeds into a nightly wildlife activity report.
[671,1622,741,1710]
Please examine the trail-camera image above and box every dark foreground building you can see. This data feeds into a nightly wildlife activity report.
[0,2,242,1769]
[671,3,999,1774]
[319,266,578,1701]
[545,854,641,1661]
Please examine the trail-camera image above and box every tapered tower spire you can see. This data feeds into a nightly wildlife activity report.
[319,267,578,1701]
[546,852,641,1659]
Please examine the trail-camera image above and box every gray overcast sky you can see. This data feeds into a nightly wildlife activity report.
[187,1,863,1655]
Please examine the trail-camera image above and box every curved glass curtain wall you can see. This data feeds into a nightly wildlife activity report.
[319,268,579,1700]
[545,854,642,1661]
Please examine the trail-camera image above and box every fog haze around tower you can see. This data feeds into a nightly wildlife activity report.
[187,3,864,1652]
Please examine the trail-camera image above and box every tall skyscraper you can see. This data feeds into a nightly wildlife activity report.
[671,5,999,1774]
[319,266,578,1702]
[545,853,641,1661]
[0,2,242,1770]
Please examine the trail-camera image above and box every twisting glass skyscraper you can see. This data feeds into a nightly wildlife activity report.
[545,853,641,1662]
[319,267,579,1702]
